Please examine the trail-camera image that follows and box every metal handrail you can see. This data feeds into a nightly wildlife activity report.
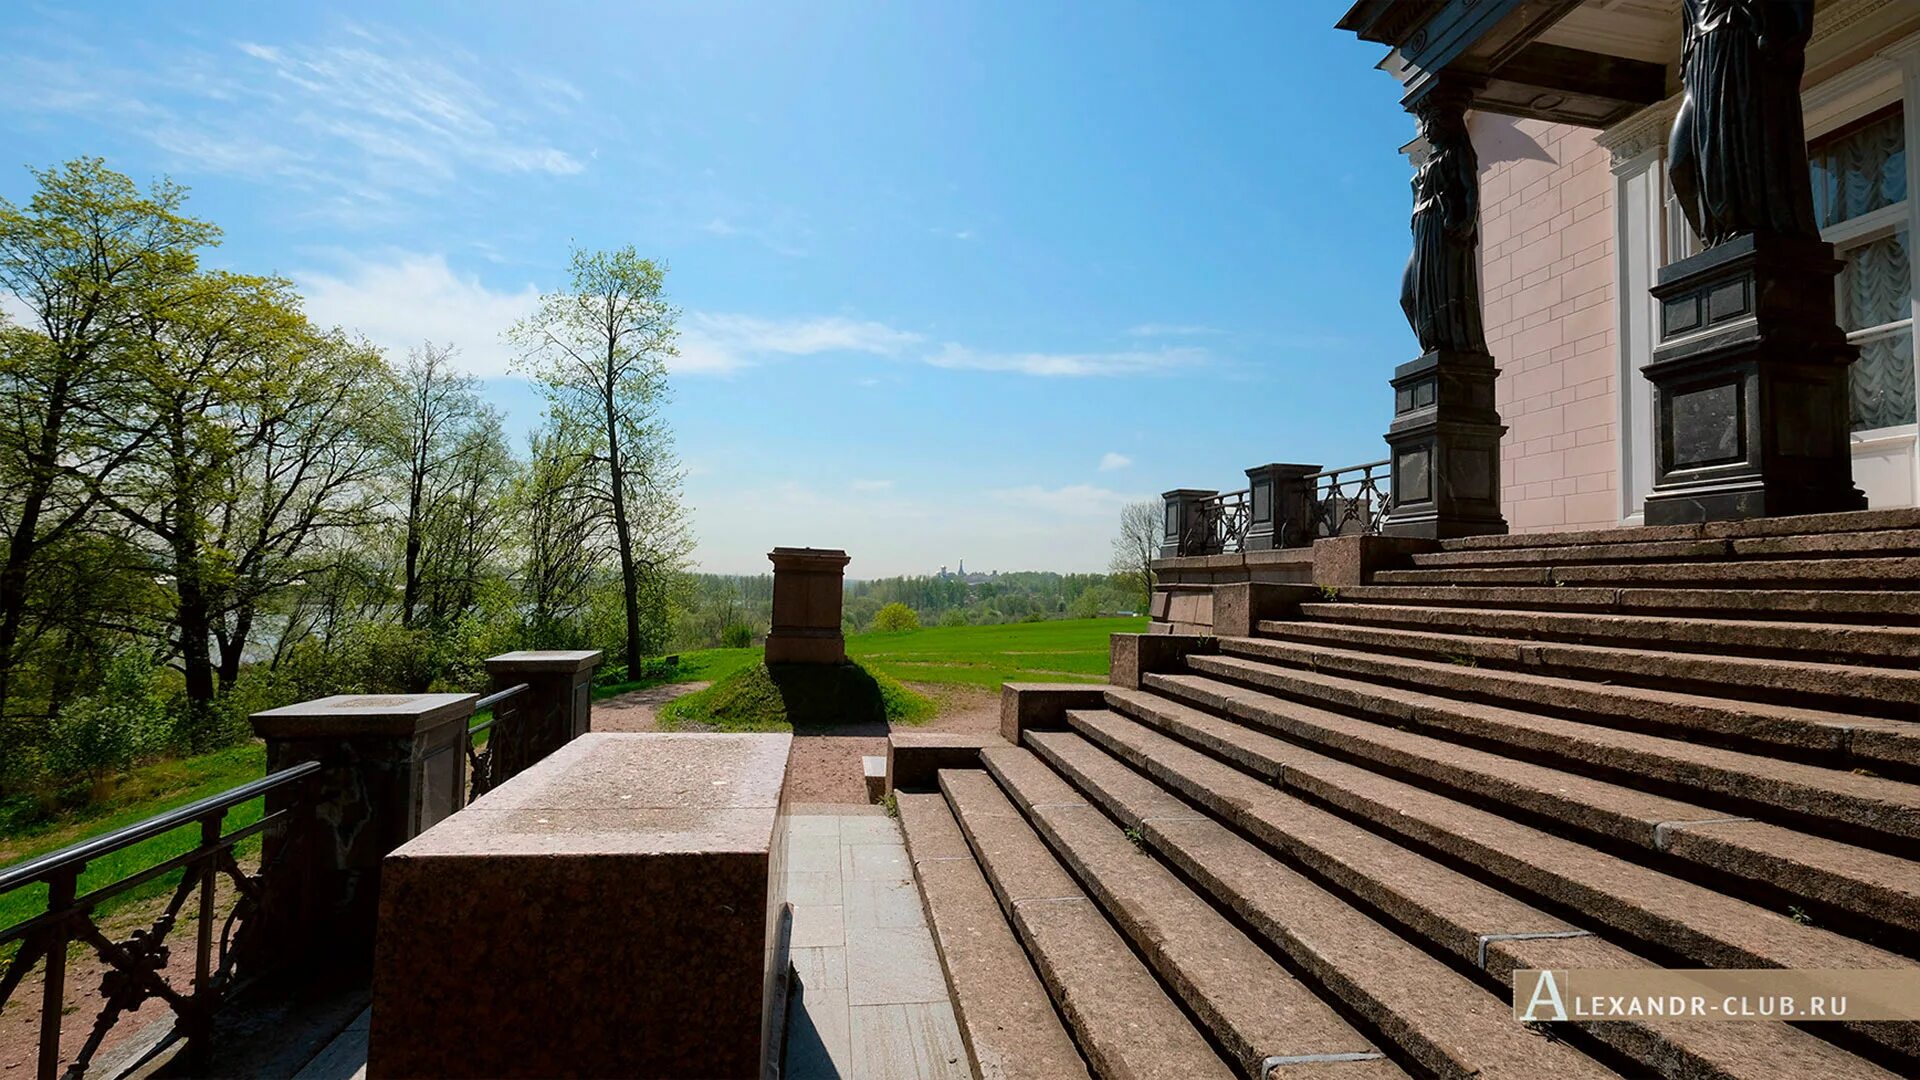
[0,761,321,895]
[474,682,529,715]
[465,683,527,800]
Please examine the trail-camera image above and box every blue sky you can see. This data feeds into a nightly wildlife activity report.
[1,1,1419,577]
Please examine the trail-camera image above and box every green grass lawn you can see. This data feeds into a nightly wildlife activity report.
[847,616,1145,689]
[0,743,270,933]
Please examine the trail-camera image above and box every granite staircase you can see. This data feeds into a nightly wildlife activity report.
[897,508,1920,1079]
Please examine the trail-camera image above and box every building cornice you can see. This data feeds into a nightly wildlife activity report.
[1595,96,1681,172]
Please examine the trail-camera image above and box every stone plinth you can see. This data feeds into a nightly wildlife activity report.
[1381,349,1510,539]
[248,693,477,973]
[1644,233,1865,524]
[368,732,794,1079]
[766,547,850,664]
[483,649,603,786]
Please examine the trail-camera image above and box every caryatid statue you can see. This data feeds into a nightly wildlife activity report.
[1667,0,1820,247]
[1400,94,1488,356]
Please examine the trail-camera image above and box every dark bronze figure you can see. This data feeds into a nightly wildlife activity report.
[1667,0,1819,247]
[1400,96,1487,355]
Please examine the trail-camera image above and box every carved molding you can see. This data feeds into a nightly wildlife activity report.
[1596,95,1682,172]
[1813,0,1897,45]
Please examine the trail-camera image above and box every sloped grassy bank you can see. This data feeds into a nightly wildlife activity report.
[657,660,933,732]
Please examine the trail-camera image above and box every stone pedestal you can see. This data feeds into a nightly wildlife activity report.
[1242,463,1321,550]
[368,732,793,1079]
[766,547,850,664]
[1159,489,1217,558]
[1643,233,1866,524]
[247,693,477,972]
[1381,349,1508,539]
[482,649,603,786]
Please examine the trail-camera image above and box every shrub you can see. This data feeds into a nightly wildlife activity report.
[720,622,755,648]
[870,602,920,632]
[45,652,171,784]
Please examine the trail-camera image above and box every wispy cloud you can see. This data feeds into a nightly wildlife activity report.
[1127,322,1223,338]
[927,343,1204,377]
[679,314,923,375]
[991,484,1137,517]
[851,479,894,492]
[1098,452,1133,472]
[0,23,591,221]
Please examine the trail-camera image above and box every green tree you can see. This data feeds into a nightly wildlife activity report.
[871,602,920,632]
[510,247,693,674]
[0,159,216,754]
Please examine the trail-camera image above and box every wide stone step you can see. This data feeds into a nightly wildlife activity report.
[1436,507,1920,552]
[1067,702,1920,1063]
[1332,585,1920,625]
[1255,618,1920,713]
[1297,602,1920,665]
[937,769,1233,1079]
[1030,721,1898,1080]
[1191,648,1920,846]
[974,746,1399,1078]
[1409,530,1920,570]
[1216,633,1920,774]
[984,741,1617,1078]
[1373,556,1920,589]
[1132,668,1920,935]
[895,793,1089,1080]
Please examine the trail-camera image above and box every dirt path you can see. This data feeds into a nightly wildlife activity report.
[591,681,712,732]
[782,682,1001,805]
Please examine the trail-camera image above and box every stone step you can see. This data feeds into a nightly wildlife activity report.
[1066,702,1920,1063]
[1132,666,1920,935]
[1332,585,1920,624]
[1254,618,1920,713]
[984,741,1617,1078]
[1410,530,1920,570]
[1193,646,1920,845]
[1029,721,1898,1080]
[1296,601,1920,665]
[894,793,1089,1080]
[1214,633,1920,774]
[1372,556,1920,589]
[974,745,1399,1079]
[936,769,1233,1079]
[1437,507,1920,552]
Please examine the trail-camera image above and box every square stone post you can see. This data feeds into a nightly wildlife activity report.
[766,547,850,664]
[1643,234,1865,523]
[1243,463,1321,549]
[482,649,604,786]
[1159,489,1217,558]
[1381,350,1509,539]
[247,692,476,972]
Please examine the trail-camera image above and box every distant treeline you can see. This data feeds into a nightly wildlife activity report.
[674,571,1139,648]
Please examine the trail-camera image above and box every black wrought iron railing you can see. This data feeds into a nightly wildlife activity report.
[1182,488,1253,556]
[466,682,529,799]
[1300,458,1393,543]
[0,761,321,1080]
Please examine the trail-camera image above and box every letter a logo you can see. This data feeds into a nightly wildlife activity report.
[1519,970,1568,1022]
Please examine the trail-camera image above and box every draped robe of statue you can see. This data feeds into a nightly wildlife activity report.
[1400,110,1487,355]
[1667,0,1819,247]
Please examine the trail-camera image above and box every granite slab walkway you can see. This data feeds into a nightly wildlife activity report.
[784,803,971,1080]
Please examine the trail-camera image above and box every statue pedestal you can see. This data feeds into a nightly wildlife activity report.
[1381,349,1508,539]
[1643,233,1865,525]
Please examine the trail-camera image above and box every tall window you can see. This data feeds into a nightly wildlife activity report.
[1810,105,1917,432]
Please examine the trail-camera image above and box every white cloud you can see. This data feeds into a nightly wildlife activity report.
[678,313,922,375]
[1099,452,1133,472]
[851,479,894,492]
[296,253,540,378]
[990,484,1135,518]
[927,343,1203,378]
[1127,323,1223,337]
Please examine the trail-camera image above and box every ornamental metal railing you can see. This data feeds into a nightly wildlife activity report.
[0,761,321,1080]
[466,682,529,800]
[1181,488,1253,556]
[1300,458,1393,543]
